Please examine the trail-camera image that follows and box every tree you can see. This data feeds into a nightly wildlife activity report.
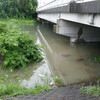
[0,0,37,19]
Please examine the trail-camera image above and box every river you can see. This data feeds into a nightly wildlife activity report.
[0,22,100,87]
[21,23,100,86]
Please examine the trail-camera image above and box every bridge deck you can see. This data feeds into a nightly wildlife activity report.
[37,0,100,42]
[37,0,100,13]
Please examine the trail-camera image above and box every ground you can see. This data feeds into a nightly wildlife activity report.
[5,82,100,100]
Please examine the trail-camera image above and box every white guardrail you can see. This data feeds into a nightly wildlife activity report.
[37,0,96,11]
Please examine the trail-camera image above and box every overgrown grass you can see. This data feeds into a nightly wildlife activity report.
[80,85,100,97]
[0,72,54,99]
[0,19,56,99]
[54,77,63,87]
[0,18,37,25]
[54,77,61,83]
[0,18,56,100]
[0,82,53,99]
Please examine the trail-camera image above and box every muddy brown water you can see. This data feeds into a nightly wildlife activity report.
[0,23,100,87]
[36,23,100,85]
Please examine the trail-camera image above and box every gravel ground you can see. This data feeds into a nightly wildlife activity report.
[5,82,100,100]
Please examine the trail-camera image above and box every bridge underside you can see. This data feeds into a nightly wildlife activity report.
[37,0,100,42]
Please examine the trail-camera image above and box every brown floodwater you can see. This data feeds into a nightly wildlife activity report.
[36,23,100,85]
[0,23,100,87]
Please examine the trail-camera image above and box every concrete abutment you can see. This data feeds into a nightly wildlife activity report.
[54,19,100,43]
[37,0,100,43]
[37,18,100,43]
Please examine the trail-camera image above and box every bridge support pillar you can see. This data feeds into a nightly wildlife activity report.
[54,19,100,43]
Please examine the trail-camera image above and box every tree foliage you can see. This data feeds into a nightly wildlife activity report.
[0,0,37,19]
[0,22,43,68]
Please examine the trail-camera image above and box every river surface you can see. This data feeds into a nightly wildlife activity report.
[1,23,100,87]
[21,23,100,86]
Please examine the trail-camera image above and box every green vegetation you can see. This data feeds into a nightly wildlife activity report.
[0,72,54,98]
[80,86,100,97]
[54,77,61,83]
[0,0,55,98]
[54,77,62,87]
[0,82,53,98]
[89,55,100,63]
[0,22,43,69]
[0,18,37,25]
[0,64,37,82]
[0,0,37,19]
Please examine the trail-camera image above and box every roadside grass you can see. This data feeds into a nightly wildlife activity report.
[54,77,61,83]
[0,72,54,99]
[0,82,53,99]
[0,18,37,25]
[54,77,63,87]
[80,85,100,97]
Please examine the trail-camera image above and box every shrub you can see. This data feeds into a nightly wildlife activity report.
[0,22,43,68]
[80,86,100,97]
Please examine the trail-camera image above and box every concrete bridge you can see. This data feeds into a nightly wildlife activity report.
[37,0,100,42]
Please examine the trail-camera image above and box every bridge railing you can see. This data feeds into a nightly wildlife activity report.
[37,0,71,11]
[37,0,96,12]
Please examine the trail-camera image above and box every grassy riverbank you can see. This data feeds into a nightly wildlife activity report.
[0,69,54,99]
[0,82,53,98]
[0,18,37,25]
[0,20,55,99]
